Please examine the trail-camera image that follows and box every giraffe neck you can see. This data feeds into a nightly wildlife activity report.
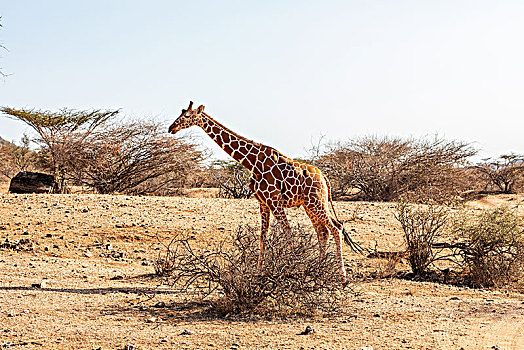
[200,112,264,172]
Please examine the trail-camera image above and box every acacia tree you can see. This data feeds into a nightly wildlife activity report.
[475,154,524,194]
[1,107,119,192]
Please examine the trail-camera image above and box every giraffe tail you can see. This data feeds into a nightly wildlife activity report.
[340,222,367,255]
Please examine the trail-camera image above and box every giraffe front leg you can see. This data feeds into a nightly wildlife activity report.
[266,200,291,232]
[257,202,270,271]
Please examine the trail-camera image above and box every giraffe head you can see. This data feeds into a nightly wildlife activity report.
[168,101,205,134]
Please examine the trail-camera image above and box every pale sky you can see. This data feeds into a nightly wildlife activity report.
[1,0,523,160]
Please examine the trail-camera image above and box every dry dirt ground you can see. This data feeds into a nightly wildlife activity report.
[0,187,523,349]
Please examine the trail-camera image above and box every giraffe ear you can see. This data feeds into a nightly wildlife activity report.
[187,101,194,111]
[197,105,205,113]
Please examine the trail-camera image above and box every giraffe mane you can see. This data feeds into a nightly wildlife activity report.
[202,112,264,148]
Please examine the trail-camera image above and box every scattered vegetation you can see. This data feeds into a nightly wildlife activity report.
[155,224,346,316]
[315,135,476,203]
[394,201,451,276]
[474,154,524,194]
[65,120,205,195]
[0,135,41,179]
[211,160,253,199]
[1,108,206,194]
[452,206,524,288]
[394,200,524,288]
[1,107,120,192]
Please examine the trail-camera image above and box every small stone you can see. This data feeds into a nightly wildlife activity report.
[180,329,194,335]
[297,325,315,335]
[106,243,113,250]
[492,346,501,350]
[124,345,136,350]
[450,296,460,300]
[45,233,52,238]
[154,301,166,308]
[147,317,157,323]
[160,338,168,343]
[110,275,124,280]
[373,313,380,317]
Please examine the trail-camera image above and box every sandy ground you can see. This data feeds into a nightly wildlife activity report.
[0,191,523,349]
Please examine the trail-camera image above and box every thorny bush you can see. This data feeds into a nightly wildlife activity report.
[451,206,524,288]
[155,224,347,316]
[394,201,451,276]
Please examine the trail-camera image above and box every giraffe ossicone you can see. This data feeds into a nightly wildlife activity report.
[169,101,364,284]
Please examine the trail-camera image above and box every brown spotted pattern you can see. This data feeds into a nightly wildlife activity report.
[169,101,351,282]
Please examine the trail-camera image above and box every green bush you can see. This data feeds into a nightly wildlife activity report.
[453,206,524,287]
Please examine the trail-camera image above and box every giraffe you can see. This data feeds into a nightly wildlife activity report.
[168,101,363,284]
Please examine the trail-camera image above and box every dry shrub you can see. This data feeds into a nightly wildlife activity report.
[452,206,524,288]
[474,154,524,194]
[66,120,206,195]
[394,201,450,275]
[0,136,41,180]
[211,160,253,199]
[316,136,476,203]
[155,224,346,316]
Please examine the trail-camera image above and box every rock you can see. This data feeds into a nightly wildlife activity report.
[153,301,166,308]
[9,171,56,194]
[32,281,47,288]
[297,325,315,335]
[180,329,194,335]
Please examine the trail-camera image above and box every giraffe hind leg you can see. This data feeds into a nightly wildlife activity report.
[257,202,270,271]
[305,207,329,258]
